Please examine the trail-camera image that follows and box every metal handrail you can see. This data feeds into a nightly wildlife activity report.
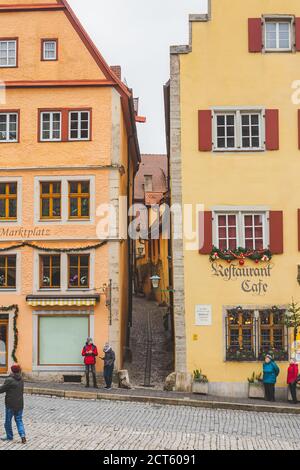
[143,311,153,387]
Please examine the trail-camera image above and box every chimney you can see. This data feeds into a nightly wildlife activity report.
[110,65,122,80]
[133,97,139,115]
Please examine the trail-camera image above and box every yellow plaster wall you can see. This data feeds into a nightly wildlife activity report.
[179,0,300,386]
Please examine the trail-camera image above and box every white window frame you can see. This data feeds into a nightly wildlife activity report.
[0,40,17,68]
[40,111,62,142]
[33,250,95,294]
[68,111,90,141]
[213,207,269,250]
[213,108,265,152]
[32,310,94,372]
[34,175,95,225]
[0,113,18,143]
[264,17,293,52]
[43,40,57,61]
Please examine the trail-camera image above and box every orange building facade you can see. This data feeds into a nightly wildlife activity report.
[0,0,140,380]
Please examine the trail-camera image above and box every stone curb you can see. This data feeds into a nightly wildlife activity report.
[23,387,300,415]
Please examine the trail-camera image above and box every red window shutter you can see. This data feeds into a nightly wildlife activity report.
[265,110,279,150]
[269,211,283,254]
[199,211,213,254]
[298,110,300,150]
[298,209,300,251]
[198,110,212,151]
[248,18,262,52]
[295,18,300,52]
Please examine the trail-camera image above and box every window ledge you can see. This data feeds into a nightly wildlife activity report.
[0,220,19,224]
[213,149,265,154]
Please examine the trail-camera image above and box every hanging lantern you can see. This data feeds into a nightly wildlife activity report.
[150,275,161,289]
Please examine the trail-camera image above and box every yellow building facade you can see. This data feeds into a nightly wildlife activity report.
[0,0,140,380]
[166,0,300,398]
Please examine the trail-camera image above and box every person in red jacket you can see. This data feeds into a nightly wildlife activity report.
[82,337,98,388]
[287,358,299,404]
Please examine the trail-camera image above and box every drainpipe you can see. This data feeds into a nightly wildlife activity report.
[125,134,133,359]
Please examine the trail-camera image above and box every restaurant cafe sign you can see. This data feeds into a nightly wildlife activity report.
[211,261,273,295]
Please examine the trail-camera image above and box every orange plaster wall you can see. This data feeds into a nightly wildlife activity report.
[0,9,105,81]
[0,87,112,168]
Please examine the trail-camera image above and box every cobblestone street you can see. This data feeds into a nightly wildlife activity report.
[125,297,173,386]
[0,394,299,450]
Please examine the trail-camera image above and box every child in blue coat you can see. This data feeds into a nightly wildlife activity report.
[263,354,280,402]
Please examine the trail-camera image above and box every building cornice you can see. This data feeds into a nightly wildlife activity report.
[0,3,64,12]
[4,79,115,88]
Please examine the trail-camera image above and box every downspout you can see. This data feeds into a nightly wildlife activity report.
[125,94,141,357]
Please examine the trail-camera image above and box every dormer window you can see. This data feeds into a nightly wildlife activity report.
[144,175,153,192]
[42,39,58,61]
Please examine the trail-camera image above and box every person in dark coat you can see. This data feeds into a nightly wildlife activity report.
[287,359,299,404]
[101,343,115,390]
[263,354,280,402]
[82,337,98,388]
[0,364,26,443]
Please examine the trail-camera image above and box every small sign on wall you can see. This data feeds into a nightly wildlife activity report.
[195,305,212,326]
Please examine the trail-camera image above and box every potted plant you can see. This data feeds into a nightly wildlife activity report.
[192,369,209,395]
[248,372,265,399]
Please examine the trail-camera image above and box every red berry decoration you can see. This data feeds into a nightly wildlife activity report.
[239,259,245,266]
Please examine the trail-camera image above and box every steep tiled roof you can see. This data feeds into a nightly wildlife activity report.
[134,154,168,202]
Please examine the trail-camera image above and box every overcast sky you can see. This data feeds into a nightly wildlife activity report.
[68,0,207,154]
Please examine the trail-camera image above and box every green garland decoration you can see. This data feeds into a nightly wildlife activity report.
[0,240,109,253]
[0,304,18,363]
[210,246,272,264]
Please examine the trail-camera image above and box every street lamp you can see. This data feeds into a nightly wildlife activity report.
[150,275,161,289]
[137,246,144,256]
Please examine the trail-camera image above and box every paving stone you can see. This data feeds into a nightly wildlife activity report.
[0,394,299,450]
[125,297,173,386]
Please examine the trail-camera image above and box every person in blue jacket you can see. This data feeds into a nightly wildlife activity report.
[263,354,280,402]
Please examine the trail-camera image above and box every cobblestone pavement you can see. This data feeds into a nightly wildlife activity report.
[0,394,299,450]
[125,296,173,386]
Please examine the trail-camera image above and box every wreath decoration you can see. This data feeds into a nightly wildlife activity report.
[210,246,272,265]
